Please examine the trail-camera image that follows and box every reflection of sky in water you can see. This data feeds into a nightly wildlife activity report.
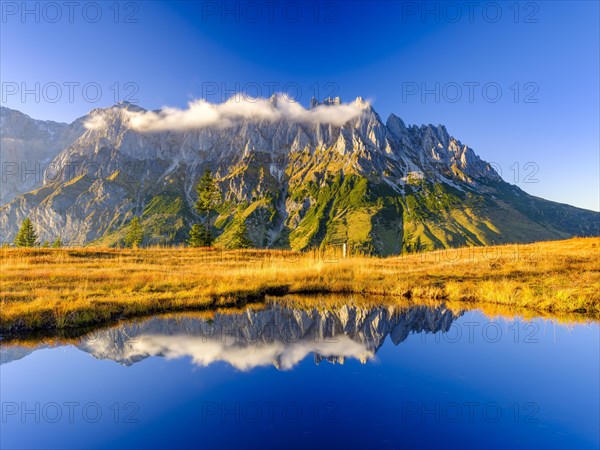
[1,307,598,450]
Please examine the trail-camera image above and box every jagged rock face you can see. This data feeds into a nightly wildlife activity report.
[0,101,598,250]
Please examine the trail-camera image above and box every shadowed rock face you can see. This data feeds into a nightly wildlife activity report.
[0,304,462,369]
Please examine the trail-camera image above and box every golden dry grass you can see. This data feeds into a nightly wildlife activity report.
[1,237,599,332]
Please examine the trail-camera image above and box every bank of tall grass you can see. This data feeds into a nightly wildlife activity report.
[1,237,598,332]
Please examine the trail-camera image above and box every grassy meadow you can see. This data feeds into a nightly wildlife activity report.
[1,237,599,333]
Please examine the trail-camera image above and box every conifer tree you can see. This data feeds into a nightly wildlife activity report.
[124,217,144,248]
[227,215,253,249]
[14,218,38,247]
[195,169,221,245]
[188,223,211,247]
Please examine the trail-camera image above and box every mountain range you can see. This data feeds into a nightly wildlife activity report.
[1,97,598,254]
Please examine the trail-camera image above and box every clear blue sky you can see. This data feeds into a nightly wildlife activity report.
[1,1,598,210]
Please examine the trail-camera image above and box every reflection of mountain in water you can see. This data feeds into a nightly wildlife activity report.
[0,344,48,365]
[2,304,461,369]
[79,304,462,369]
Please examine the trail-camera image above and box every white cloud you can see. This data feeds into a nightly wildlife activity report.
[83,114,108,130]
[121,94,370,132]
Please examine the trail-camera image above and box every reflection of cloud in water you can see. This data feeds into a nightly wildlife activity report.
[92,334,373,371]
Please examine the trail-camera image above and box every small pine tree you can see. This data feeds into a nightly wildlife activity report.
[124,217,144,248]
[227,216,253,249]
[52,238,62,248]
[415,236,422,252]
[188,223,212,247]
[195,169,221,244]
[195,169,221,219]
[14,218,38,247]
[41,241,50,248]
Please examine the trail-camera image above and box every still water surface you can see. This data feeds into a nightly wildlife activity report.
[1,302,598,449]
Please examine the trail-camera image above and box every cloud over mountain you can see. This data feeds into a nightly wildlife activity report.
[84,94,370,132]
